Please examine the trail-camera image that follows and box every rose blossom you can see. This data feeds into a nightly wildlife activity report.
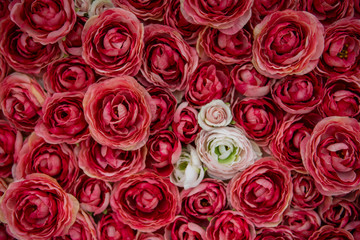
[35,92,89,144]
[206,210,256,240]
[77,137,146,182]
[252,10,324,79]
[110,171,180,232]
[82,8,144,77]
[0,18,62,75]
[147,86,177,135]
[232,97,283,146]
[197,27,252,65]
[146,130,181,177]
[198,99,232,131]
[301,116,360,196]
[180,0,253,34]
[137,232,164,240]
[14,133,80,192]
[74,0,91,17]
[291,172,325,209]
[0,55,8,83]
[140,24,198,92]
[228,157,293,228]
[59,16,87,56]
[172,102,200,144]
[43,56,96,94]
[83,76,153,150]
[309,225,354,240]
[230,62,271,97]
[255,226,301,240]
[88,0,114,17]
[9,0,76,45]
[170,145,205,189]
[0,173,79,240]
[0,120,22,178]
[185,61,232,107]
[196,127,261,180]
[96,212,136,240]
[0,73,47,132]
[112,0,168,21]
[71,174,112,215]
[165,216,206,240]
[180,178,227,224]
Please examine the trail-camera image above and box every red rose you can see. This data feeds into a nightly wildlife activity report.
[0,223,14,240]
[228,158,293,228]
[165,216,206,240]
[0,0,10,22]
[309,225,354,240]
[96,212,136,240]
[172,102,200,144]
[345,221,360,240]
[110,171,180,232]
[0,173,79,240]
[82,8,144,77]
[137,232,164,240]
[83,76,153,150]
[255,226,301,240]
[59,16,87,56]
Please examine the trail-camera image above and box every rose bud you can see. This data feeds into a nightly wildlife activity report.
[271,72,324,114]
[164,0,204,45]
[0,18,62,75]
[228,157,293,228]
[74,0,90,17]
[252,10,324,79]
[232,97,283,146]
[112,0,168,21]
[53,210,97,240]
[0,73,47,132]
[280,209,321,239]
[82,8,144,77]
[59,16,87,56]
[96,211,136,240]
[137,232,164,240]
[83,76,153,150]
[180,0,253,34]
[146,130,181,177]
[0,55,9,83]
[319,75,360,120]
[148,87,177,135]
[0,120,22,178]
[309,225,354,240]
[110,171,180,232]
[345,221,360,240]
[172,102,200,144]
[196,127,261,180]
[35,92,89,145]
[317,18,360,77]
[170,145,205,190]
[255,226,301,240]
[230,62,271,97]
[198,99,232,131]
[291,172,325,210]
[71,174,112,215]
[165,216,205,240]
[77,137,146,182]
[88,0,114,17]
[319,197,359,228]
[0,173,79,240]
[301,117,360,196]
[206,210,256,240]
[197,27,252,65]
[140,24,198,92]
[43,56,96,94]
[9,0,76,44]
[14,133,80,192]
[180,178,227,225]
[270,114,322,173]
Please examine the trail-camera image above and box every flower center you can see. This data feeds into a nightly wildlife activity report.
[337,44,349,59]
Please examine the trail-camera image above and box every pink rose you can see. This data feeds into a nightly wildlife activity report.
[82,8,144,76]
[0,73,47,132]
[206,210,256,240]
[172,102,200,144]
[309,225,354,240]
[140,24,198,92]
[230,62,271,97]
[96,212,136,240]
[88,0,114,17]
[228,157,293,228]
[77,137,146,182]
[197,99,232,131]
[255,226,301,240]
[0,173,79,240]
[252,10,324,79]
[9,0,76,44]
[301,117,360,196]
[71,174,111,215]
[165,216,206,240]
[146,130,181,177]
[35,92,89,144]
[0,18,62,75]
[0,55,9,83]
[180,0,253,34]
[59,16,87,56]
[14,133,80,192]
[110,171,180,232]
[345,221,360,240]
[137,232,164,240]
[43,56,96,94]
[83,76,153,150]
[0,120,22,178]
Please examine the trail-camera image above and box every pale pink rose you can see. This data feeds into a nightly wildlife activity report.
[74,0,91,17]
[165,216,206,240]
[88,0,114,17]
[198,99,232,131]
